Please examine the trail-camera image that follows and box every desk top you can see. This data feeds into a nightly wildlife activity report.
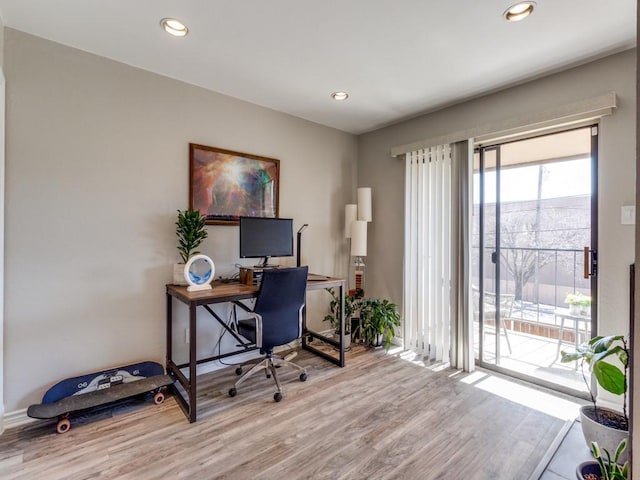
[166,274,345,305]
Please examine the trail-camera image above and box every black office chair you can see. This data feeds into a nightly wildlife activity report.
[229,266,309,402]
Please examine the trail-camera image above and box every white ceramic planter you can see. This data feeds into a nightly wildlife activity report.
[569,304,581,315]
[173,263,188,285]
[580,405,628,464]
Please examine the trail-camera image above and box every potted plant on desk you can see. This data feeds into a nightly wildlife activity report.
[174,209,208,285]
[561,335,629,465]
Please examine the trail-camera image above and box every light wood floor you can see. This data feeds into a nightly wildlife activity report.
[0,346,567,480]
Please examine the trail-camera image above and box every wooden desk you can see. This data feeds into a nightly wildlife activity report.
[166,275,346,423]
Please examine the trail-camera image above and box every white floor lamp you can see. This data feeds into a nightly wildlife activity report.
[344,187,372,295]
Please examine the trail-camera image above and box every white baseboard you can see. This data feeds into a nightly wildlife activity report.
[189,342,299,376]
[189,350,262,376]
[3,408,35,432]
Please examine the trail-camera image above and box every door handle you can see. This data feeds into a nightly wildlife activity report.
[584,247,597,278]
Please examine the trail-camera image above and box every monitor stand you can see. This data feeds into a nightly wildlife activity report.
[254,257,279,269]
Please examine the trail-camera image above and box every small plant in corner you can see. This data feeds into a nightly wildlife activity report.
[176,209,208,263]
[582,439,628,480]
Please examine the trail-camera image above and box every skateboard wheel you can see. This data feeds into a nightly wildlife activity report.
[235,367,243,375]
[153,392,165,405]
[228,388,237,397]
[299,373,307,382]
[273,392,282,402]
[56,418,71,434]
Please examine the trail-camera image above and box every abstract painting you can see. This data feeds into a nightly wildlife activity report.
[189,144,280,225]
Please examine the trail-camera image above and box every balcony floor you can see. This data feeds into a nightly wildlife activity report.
[476,327,589,395]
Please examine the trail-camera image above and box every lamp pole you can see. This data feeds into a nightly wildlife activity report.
[296,224,308,267]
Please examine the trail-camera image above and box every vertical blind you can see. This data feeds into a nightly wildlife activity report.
[404,144,452,362]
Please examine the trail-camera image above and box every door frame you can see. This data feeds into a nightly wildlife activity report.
[474,124,599,398]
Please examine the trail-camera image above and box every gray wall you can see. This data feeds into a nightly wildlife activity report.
[4,29,357,412]
[4,27,636,415]
[358,49,636,344]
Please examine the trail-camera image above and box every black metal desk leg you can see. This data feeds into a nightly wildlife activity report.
[166,293,172,365]
[339,282,345,367]
[189,303,197,423]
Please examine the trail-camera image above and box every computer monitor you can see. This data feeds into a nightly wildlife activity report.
[239,216,294,267]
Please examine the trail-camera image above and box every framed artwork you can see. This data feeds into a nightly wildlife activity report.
[189,144,280,225]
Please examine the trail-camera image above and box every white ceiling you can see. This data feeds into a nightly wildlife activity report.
[0,0,635,134]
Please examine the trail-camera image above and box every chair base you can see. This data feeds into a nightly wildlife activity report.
[229,352,307,402]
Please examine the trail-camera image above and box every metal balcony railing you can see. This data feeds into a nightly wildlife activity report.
[472,246,589,326]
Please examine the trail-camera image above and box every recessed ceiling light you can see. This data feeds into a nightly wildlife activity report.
[503,2,536,22]
[161,18,189,37]
[331,92,349,101]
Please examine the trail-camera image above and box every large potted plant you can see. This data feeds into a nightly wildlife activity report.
[576,439,628,480]
[356,298,401,350]
[174,209,208,285]
[561,335,629,464]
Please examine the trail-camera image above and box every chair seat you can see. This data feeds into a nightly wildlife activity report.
[238,319,256,344]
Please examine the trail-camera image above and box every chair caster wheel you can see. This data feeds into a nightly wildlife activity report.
[235,367,243,375]
[299,373,307,382]
[228,388,237,397]
[274,392,282,402]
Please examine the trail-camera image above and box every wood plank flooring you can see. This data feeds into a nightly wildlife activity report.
[0,346,567,480]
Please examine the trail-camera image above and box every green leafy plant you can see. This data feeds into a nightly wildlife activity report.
[323,288,360,334]
[356,298,401,350]
[561,335,629,428]
[176,209,208,263]
[589,438,628,480]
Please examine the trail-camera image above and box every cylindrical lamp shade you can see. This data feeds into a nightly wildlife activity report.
[345,204,357,238]
[357,187,372,222]
[350,221,367,256]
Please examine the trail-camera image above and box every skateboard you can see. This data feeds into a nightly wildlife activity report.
[27,361,174,433]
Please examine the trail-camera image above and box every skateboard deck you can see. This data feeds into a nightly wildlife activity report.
[41,361,165,404]
[28,374,174,419]
[28,374,173,433]
[28,361,174,433]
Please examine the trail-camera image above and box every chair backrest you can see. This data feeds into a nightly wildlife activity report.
[254,266,308,350]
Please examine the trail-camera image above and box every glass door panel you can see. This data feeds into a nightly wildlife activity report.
[473,126,597,396]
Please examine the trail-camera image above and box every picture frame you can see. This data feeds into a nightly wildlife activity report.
[189,144,280,225]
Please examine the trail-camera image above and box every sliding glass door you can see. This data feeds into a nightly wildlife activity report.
[473,126,598,396]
